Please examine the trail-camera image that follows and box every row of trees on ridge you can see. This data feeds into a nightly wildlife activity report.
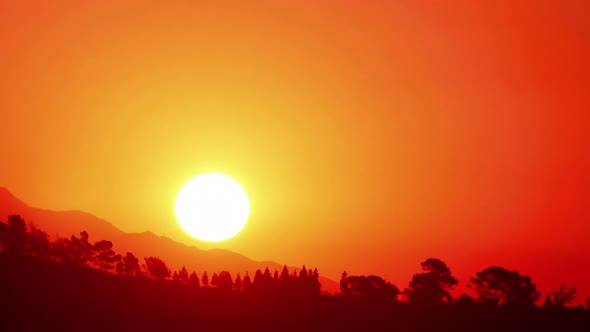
[0,214,586,308]
[0,215,320,297]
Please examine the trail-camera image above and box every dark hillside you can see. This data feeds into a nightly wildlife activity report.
[1,254,588,332]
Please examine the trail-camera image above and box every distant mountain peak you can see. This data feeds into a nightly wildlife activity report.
[0,187,29,210]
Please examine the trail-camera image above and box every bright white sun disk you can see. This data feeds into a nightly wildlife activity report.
[175,173,250,242]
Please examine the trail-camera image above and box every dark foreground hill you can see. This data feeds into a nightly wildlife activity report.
[0,187,340,293]
[1,254,588,332]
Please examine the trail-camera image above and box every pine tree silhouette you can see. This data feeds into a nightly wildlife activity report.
[201,271,209,287]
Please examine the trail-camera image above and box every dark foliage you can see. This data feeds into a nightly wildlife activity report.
[144,256,171,280]
[470,266,540,307]
[340,272,400,302]
[53,231,94,265]
[189,271,200,286]
[0,215,27,255]
[201,270,209,286]
[217,271,233,290]
[406,258,458,303]
[179,266,189,284]
[93,240,121,271]
[115,252,142,277]
[1,254,589,332]
[0,215,588,331]
[544,285,577,308]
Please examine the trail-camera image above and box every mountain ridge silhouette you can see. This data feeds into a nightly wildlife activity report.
[0,187,340,293]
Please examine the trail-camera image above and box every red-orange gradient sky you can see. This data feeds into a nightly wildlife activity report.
[1,1,589,300]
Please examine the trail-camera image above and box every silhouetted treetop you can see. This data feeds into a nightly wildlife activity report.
[341,273,400,302]
[53,231,94,265]
[211,272,220,287]
[189,271,200,287]
[0,215,27,255]
[4,212,590,331]
[201,271,209,286]
[242,272,252,292]
[93,240,120,271]
[116,252,141,277]
[406,258,458,303]
[234,273,243,291]
[144,256,171,280]
[27,223,51,258]
[217,271,233,290]
[179,266,189,284]
[544,285,577,308]
[470,266,540,307]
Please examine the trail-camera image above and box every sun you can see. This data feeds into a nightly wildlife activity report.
[175,173,250,242]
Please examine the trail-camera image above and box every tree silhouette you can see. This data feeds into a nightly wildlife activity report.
[93,240,121,271]
[201,271,209,287]
[234,273,243,291]
[115,252,141,277]
[263,267,273,286]
[470,266,539,306]
[456,294,477,306]
[341,274,400,301]
[0,215,27,255]
[144,257,171,280]
[253,269,264,290]
[52,237,69,262]
[74,231,94,264]
[543,285,577,308]
[406,258,458,303]
[0,220,6,251]
[211,272,220,287]
[242,272,252,292]
[189,271,200,287]
[310,268,321,297]
[299,265,308,279]
[26,223,52,258]
[179,266,189,284]
[252,268,275,295]
[54,231,94,265]
[217,271,233,290]
[340,272,349,295]
[8,217,590,331]
[280,265,290,282]
[278,265,293,294]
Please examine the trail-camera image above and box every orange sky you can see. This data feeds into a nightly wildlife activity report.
[1,0,589,301]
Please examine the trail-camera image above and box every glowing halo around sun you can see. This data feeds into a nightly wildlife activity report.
[175,173,250,242]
